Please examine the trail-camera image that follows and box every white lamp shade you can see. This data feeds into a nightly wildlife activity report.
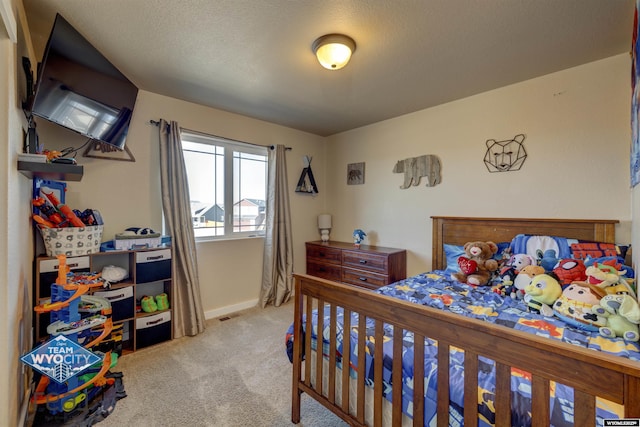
[318,214,332,229]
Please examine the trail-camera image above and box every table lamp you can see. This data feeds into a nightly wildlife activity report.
[318,214,332,242]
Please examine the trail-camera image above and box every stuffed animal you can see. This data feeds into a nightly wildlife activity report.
[537,249,559,272]
[552,282,607,331]
[578,261,635,297]
[492,267,518,297]
[451,241,499,286]
[512,265,545,300]
[507,253,536,273]
[592,294,640,341]
[524,274,562,317]
[552,258,587,286]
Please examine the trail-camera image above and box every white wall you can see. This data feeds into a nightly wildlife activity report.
[36,90,327,317]
[326,54,632,276]
[1,0,36,423]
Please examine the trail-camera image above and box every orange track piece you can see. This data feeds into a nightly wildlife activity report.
[32,352,113,405]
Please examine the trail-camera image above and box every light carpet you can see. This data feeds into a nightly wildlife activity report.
[100,301,347,426]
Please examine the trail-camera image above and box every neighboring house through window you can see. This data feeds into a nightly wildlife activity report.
[181,130,268,240]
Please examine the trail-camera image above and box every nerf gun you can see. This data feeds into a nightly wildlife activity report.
[41,188,85,227]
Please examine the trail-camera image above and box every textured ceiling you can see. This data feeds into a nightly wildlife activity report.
[23,0,635,137]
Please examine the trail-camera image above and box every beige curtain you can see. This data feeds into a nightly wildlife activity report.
[260,144,293,307]
[158,119,206,337]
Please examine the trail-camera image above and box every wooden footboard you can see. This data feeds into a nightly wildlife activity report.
[291,273,640,427]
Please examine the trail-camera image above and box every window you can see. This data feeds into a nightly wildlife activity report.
[181,130,268,240]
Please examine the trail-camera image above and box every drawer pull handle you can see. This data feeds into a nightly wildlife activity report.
[359,260,367,264]
[359,277,367,281]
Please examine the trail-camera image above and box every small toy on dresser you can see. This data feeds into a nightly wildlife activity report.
[353,229,367,248]
[451,241,499,286]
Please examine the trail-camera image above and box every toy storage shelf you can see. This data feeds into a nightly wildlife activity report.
[34,247,173,354]
[18,161,84,181]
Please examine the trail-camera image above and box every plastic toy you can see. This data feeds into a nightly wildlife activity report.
[42,188,85,227]
[22,254,126,422]
[353,229,367,247]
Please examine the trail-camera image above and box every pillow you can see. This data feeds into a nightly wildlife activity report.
[443,244,465,273]
[570,241,629,260]
[495,241,511,261]
[509,234,574,259]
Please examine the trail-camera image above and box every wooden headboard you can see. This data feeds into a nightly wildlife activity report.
[431,216,619,271]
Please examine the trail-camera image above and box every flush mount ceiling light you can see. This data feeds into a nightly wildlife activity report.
[312,34,356,70]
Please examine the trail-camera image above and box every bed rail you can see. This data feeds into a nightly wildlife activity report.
[291,273,640,427]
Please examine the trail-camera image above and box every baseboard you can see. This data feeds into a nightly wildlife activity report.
[204,298,259,320]
[18,388,31,427]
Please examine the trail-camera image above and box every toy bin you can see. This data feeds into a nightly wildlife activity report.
[37,255,90,299]
[39,225,103,257]
[93,286,135,322]
[135,249,171,283]
[115,233,162,250]
[136,311,171,349]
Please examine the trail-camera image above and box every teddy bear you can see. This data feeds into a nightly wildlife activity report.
[451,241,499,286]
[592,294,640,341]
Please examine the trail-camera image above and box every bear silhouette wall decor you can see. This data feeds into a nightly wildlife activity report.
[392,154,441,189]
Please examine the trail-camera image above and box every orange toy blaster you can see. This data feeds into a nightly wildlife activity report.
[41,188,85,227]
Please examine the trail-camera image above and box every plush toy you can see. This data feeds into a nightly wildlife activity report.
[552,258,587,286]
[552,282,607,331]
[512,265,545,300]
[537,249,559,272]
[592,294,640,341]
[492,267,518,297]
[507,253,536,273]
[524,274,562,317]
[579,261,635,297]
[451,241,499,286]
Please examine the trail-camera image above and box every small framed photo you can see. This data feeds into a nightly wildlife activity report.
[347,162,365,185]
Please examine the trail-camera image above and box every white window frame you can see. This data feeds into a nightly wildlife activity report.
[181,130,268,241]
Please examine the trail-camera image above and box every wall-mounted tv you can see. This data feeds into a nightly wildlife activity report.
[29,13,138,150]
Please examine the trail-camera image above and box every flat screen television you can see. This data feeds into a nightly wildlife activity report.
[29,13,138,150]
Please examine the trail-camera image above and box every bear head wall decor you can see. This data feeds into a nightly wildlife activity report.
[484,134,527,172]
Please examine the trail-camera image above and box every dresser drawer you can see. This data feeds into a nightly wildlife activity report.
[342,250,388,273]
[306,244,342,265]
[342,268,388,289]
[307,260,342,281]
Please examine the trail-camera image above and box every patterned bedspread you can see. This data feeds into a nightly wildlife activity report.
[285,271,640,426]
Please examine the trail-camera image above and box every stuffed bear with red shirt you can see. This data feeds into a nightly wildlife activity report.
[452,241,499,286]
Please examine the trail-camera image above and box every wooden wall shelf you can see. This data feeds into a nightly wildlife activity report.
[18,161,84,181]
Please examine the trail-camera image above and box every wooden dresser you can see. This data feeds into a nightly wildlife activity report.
[305,241,407,290]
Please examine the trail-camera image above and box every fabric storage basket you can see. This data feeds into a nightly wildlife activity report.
[39,225,104,257]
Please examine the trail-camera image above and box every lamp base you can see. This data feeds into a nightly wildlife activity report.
[320,229,330,242]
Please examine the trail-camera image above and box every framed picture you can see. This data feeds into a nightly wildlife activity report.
[347,162,365,185]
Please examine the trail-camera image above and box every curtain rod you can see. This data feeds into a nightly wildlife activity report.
[149,119,291,151]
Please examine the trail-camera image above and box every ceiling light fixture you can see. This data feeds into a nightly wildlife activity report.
[312,34,356,70]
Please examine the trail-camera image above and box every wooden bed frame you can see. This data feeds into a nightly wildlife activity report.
[291,216,640,427]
